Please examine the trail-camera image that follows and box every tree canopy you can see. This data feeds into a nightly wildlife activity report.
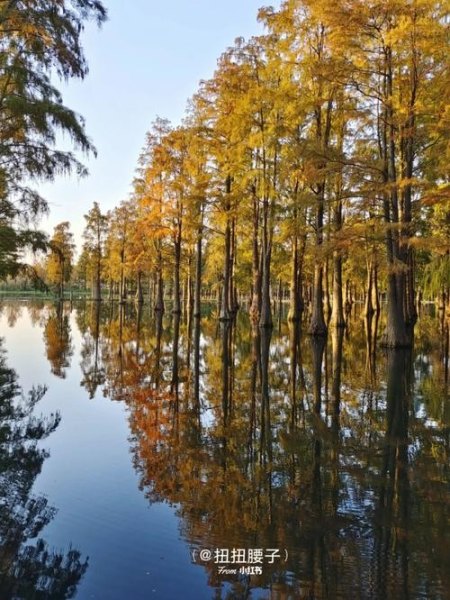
[0,0,106,278]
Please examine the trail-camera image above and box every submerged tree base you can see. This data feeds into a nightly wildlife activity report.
[330,318,346,329]
[287,307,303,323]
[380,339,412,349]
[218,312,233,322]
[308,324,328,337]
[380,328,414,348]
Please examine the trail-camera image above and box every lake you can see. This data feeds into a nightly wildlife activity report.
[0,300,448,599]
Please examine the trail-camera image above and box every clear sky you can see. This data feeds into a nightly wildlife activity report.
[38,0,271,252]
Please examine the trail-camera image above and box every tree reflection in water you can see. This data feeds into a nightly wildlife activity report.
[76,302,104,398]
[43,302,74,379]
[75,304,450,599]
[0,339,88,599]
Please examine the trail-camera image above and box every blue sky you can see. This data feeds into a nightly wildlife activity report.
[38,0,270,251]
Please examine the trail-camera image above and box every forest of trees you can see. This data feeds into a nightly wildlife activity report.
[68,0,449,348]
[2,0,450,349]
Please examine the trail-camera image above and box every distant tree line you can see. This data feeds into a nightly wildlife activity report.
[3,1,450,348]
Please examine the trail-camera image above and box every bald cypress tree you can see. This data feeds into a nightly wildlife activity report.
[83,202,107,301]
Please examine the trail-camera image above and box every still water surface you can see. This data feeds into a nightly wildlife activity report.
[0,300,448,599]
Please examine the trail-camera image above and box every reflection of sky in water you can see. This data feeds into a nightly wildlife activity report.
[198,332,215,429]
[0,303,210,600]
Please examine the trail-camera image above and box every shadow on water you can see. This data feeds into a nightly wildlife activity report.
[0,338,88,599]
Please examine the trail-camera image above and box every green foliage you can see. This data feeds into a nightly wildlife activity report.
[422,253,450,297]
[0,217,47,281]
[0,0,106,277]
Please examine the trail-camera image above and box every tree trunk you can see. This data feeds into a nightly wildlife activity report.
[259,187,273,328]
[250,184,261,324]
[59,257,65,300]
[185,251,193,324]
[309,181,327,336]
[193,315,201,408]
[364,259,374,318]
[194,222,203,319]
[259,242,273,328]
[384,273,410,347]
[288,236,300,322]
[135,270,144,304]
[381,45,410,347]
[173,234,181,314]
[324,256,332,323]
[92,270,101,302]
[229,216,238,314]
[331,252,345,328]
[119,248,126,304]
[154,246,164,313]
[220,176,232,321]
[171,313,180,397]
[93,229,102,301]
[309,264,327,335]
[372,262,380,313]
